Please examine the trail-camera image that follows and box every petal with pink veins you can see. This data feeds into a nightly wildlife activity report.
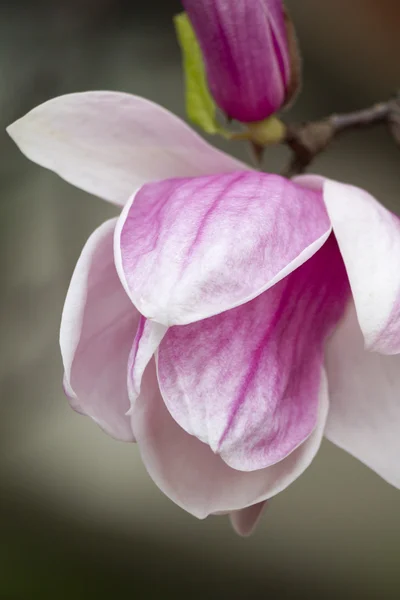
[325,301,400,488]
[116,172,331,325]
[183,0,290,122]
[296,175,400,355]
[157,236,350,471]
[7,91,246,206]
[60,218,139,441]
[132,359,329,519]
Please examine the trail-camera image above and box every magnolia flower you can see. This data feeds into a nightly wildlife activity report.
[7,92,400,537]
[182,0,292,122]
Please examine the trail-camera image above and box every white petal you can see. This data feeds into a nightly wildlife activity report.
[323,179,400,354]
[296,175,400,355]
[126,316,167,412]
[60,218,139,441]
[229,501,267,537]
[7,91,247,206]
[325,302,400,488]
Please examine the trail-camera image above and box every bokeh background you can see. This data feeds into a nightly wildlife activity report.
[1,1,400,598]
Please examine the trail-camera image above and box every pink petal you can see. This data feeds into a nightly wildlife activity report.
[325,302,400,488]
[115,172,331,325]
[296,175,400,355]
[60,218,139,441]
[132,359,329,519]
[157,236,350,471]
[229,501,267,537]
[126,316,167,409]
[7,92,246,206]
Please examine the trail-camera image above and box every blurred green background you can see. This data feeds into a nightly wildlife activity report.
[1,1,400,598]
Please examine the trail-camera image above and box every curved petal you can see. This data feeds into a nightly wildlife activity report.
[115,172,331,325]
[126,316,167,411]
[60,218,139,441]
[325,302,400,488]
[324,180,400,354]
[293,174,325,192]
[296,175,400,355]
[133,359,329,519]
[229,501,267,537]
[157,235,349,471]
[7,91,246,206]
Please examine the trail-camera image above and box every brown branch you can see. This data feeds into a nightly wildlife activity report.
[282,92,400,177]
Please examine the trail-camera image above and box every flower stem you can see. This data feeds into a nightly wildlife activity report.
[281,91,400,177]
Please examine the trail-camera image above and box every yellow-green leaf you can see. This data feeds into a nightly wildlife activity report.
[174,12,228,136]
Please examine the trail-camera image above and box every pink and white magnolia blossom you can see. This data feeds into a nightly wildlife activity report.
[7,91,400,537]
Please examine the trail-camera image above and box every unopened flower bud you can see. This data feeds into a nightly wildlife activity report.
[182,0,295,123]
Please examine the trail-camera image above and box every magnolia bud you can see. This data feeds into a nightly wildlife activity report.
[182,0,295,123]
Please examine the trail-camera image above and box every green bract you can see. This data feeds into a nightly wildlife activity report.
[174,12,229,137]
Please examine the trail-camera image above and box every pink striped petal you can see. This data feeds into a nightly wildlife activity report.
[7,92,246,206]
[60,218,139,441]
[325,302,400,488]
[115,172,331,326]
[183,0,290,122]
[157,236,350,471]
[229,501,267,537]
[132,360,329,519]
[296,175,400,355]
